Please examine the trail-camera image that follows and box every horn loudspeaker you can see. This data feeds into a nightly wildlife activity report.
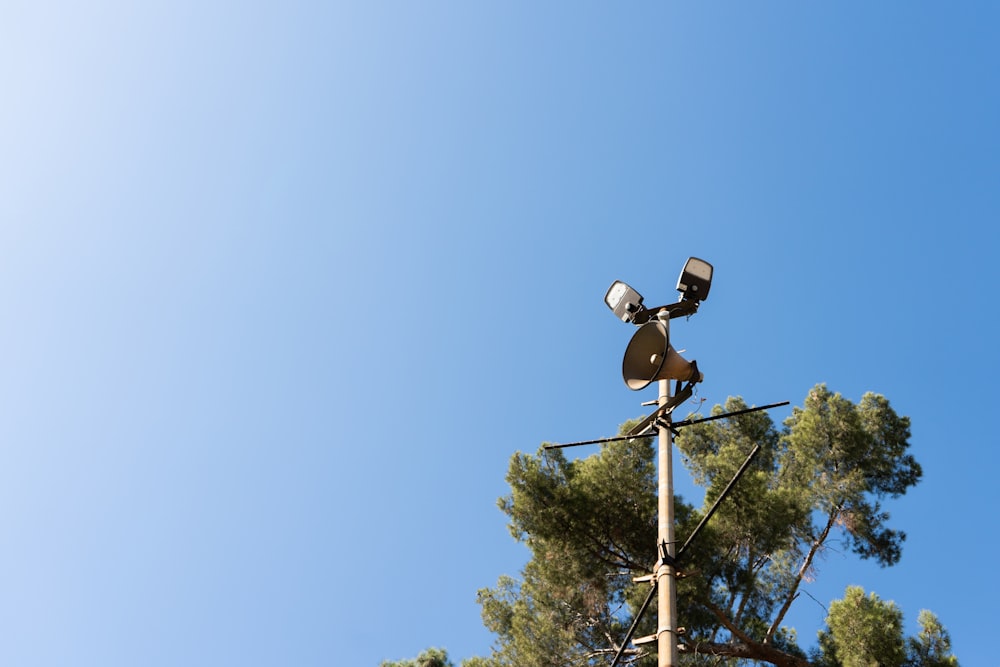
[622,320,701,391]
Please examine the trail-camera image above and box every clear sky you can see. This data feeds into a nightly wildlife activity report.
[2,2,997,665]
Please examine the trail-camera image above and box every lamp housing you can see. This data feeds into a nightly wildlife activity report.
[605,281,645,323]
[676,257,713,302]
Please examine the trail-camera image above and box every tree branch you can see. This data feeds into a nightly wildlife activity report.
[690,601,811,667]
[679,640,811,667]
[766,507,839,642]
[733,545,759,627]
[705,600,757,647]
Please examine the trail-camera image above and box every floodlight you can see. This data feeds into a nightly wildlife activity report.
[605,281,645,323]
[676,257,713,302]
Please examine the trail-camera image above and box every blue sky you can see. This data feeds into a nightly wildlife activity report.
[2,2,997,665]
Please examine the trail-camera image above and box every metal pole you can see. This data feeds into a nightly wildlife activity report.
[656,378,679,667]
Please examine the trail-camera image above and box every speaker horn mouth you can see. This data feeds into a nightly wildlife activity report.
[622,321,701,390]
[622,321,669,391]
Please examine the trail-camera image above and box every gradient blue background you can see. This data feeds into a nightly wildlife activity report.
[2,2,996,665]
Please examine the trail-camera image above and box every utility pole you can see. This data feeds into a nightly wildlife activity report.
[551,259,789,667]
[600,258,714,666]
[552,259,790,667]
[656,377,679,667]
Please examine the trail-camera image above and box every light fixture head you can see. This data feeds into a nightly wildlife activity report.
[605,281,645,323]
[676,257,713,302]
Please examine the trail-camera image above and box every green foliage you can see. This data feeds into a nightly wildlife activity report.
[478,428,666,666]
[379,647,454,667]
[474,385,951,667]
[906,610,959,667]
[816,586,906,667]
[460,658,500,667]
[813,591,959,667]
[781,388,921,566]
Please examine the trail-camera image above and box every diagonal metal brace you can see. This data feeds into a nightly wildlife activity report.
[609,577,658,667]
[677,443,762,560]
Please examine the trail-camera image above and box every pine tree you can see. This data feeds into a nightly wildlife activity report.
[473,385,956,666]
